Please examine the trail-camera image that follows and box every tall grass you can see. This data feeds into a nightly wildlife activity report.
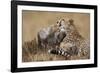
[22,38,67,62]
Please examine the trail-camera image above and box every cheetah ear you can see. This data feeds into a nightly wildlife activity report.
[69,19,74,25]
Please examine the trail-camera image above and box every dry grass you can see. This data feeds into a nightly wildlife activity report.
[22,38,89,62]
[22,38,67,62]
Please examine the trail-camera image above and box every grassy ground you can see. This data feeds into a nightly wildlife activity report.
[22,38,68,62]
[22,38,89,62]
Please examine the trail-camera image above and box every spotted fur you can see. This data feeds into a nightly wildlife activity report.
[48,19,90,59]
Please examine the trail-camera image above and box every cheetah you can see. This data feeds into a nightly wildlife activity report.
[49,19,90,59]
